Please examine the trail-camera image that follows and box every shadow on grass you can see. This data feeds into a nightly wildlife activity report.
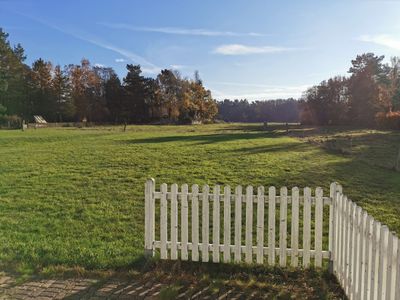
[59,258,345,300]
[215,123,302,133]
[122,131,291,145]
[231,142,310,154]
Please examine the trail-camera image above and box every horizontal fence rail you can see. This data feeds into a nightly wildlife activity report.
[144,179,333,268]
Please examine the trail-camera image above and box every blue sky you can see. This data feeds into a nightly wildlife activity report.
[1,0,400,100]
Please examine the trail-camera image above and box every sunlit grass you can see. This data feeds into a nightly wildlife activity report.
[0,123,399,275]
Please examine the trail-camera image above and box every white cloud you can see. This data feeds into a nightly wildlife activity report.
[358,34,400,51]
[99,23,267,37]
[213,44,293,55]
[170,64,187,70]
[94,63,105,68]
[115,58,126,63]
[210,83,310,101]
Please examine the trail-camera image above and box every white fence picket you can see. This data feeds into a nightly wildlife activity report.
[223,186,231,262]
[330,183,338,273]
[212,185,220,263]
[348,203,358,299]
[268,186,276,265]
[329,183,335,262]
[303,187,311,268]
[245,186,253,264]
[315,187,323,267]
[202,185,210,262]
[191,184,199,261]
[181,184,189,260]
[291,187,299,267]
[378,226,389,299]
[396,236,400,300]
[342,196,351,293]
[389,235,398,300]
[256,186,265,264]
[371,221,381,300]
[386,231,394,300]
[234,186,242,263]
[365,215,373,300]
[359,210,367,300]
[279,187,287,267]
[338,194,345,285]
[160,183,168,259]
[170,183,178,260]
[394,236,400,300]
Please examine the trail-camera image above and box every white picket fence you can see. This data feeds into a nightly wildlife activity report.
[144,179,400,300]
[332,186,400,300]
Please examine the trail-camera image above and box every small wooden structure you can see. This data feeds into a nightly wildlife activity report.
[33,115,47,128]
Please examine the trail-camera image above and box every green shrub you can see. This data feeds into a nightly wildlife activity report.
[0,114,22,129]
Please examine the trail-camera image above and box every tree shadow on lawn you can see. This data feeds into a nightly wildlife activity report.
[122,131,289,145]
[215,123,301,132]
[227,125,400,172]
[230,142,310,154]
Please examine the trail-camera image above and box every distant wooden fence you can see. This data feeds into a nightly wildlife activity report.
[144,179,400,300]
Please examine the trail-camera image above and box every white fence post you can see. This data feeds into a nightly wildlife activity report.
[144,178,155,256]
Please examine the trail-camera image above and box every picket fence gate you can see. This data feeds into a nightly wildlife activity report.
[144,179,400,300]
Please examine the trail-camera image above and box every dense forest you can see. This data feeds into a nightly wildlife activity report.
[0,28,217,126]
[301,53,400,129]
[1,27,400,129]
[217,99,299,123]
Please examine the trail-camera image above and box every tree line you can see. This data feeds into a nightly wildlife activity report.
[300,53,400,129]
[217,99,300,123]
[0,28,218,126]
[2,27,400,130]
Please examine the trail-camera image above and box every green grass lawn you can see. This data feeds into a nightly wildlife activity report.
[0,123,399,275]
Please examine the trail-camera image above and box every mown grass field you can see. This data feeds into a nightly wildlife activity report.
[0,123,399,278]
